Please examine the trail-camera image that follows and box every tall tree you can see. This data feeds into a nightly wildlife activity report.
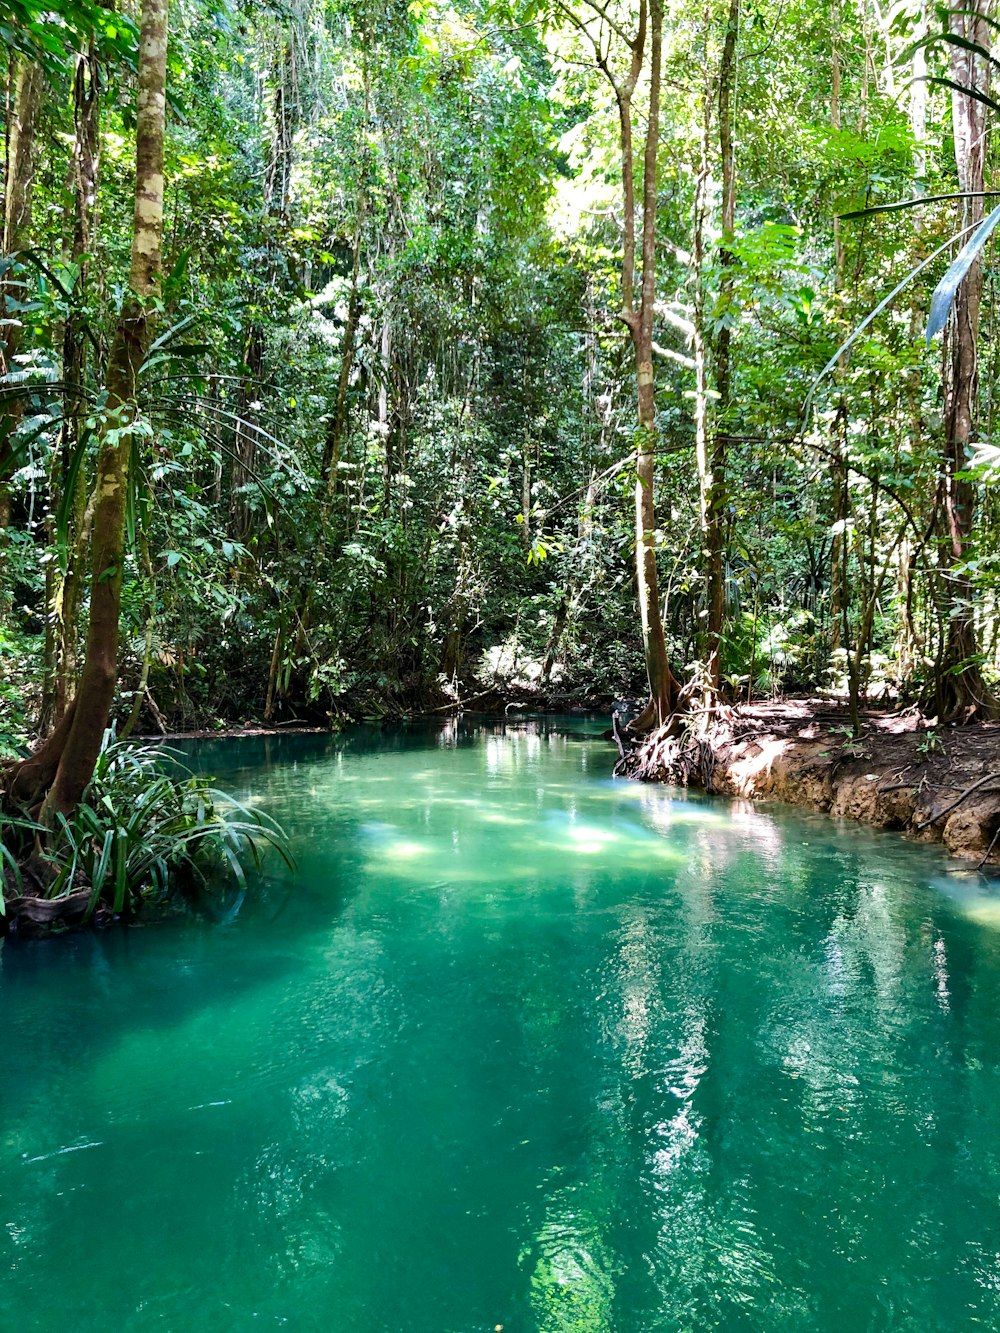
[30,0,169,815]
[0,56,44,566]
[935,0,996,720]
[557,0,679,729]
[705,0,739,697]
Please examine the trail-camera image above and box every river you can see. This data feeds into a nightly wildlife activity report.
[2,717,999,1330]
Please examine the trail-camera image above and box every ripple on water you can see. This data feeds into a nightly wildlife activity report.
[2,720,1000,1333]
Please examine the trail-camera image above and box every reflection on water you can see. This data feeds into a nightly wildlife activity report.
[2,715,1000,1332]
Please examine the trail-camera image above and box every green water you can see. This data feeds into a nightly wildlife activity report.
[3,718,1000,1332]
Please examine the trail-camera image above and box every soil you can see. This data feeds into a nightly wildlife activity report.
[627,698,1000,867]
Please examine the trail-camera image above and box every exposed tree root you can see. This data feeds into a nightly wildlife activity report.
[617,697,1000,867]
[2,888,96,938]
[1,699,77,810]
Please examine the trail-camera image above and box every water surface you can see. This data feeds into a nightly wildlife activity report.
[3,717,1000,1331]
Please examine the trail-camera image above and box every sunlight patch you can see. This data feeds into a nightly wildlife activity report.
[384,840,432,859]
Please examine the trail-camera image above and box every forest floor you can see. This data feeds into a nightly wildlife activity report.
[650,698,1000,868]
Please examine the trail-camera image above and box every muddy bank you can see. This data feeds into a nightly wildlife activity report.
[627,699,1000,867]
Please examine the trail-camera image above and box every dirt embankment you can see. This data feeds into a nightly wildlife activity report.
[636,700,1000,866]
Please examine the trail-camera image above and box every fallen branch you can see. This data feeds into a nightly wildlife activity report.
[424,687,499,715]
[914,771,1000,831]
[3,887,93,934]
[976,823,1000,871]
[611,711,632,767]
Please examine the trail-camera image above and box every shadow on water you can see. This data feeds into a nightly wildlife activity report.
[176,711,613,773]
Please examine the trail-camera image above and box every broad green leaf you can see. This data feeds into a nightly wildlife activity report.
[927,202,1000,343]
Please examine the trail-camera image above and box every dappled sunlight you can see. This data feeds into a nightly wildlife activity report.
[5,723,998,1333]
[525,1192,616,1333]
[960,899,1000,927]
[930,874,1000,929]
[564,823,623,848]
[383,839,432,859]
[315,735,718,893]
[354,809,692,888]
[727,737,792,795]
[477,810,531,826]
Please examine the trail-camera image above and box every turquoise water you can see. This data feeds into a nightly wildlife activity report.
[3,717,1000,1331]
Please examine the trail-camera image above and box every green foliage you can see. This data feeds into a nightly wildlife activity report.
[6,732,293,919]
[0,0,137,70]
[4,0,1000,744]
[0,624,42,758]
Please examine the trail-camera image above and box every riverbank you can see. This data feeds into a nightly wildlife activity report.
[155,700,1000,868]
[134,686,615,741]
[626,699,1000,867]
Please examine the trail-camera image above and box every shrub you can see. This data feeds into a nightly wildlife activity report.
[2,731,293,924]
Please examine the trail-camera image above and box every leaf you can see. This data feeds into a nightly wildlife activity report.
[147,313,201,357]
[927,202,1000,343]
[54,427,92,563]
[839,191,1000,220]
[914,75,1000,114]
[900,30,1000,77]
[807,222,979,406]
[162,246,192,301]
[948,8,1000,38]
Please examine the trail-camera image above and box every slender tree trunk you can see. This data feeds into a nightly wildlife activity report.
[0,57,44,594]
[230,322,264,537]
[541,596,569,684]
[42,0,168,817]
[705,0,739,696]
[935,1,996,719]
[51,41,102,725]
[2,60,43,253]
[321,208,364,492]
[521,447,532,551]
[622,0,678,728]
[911,0,928,186]
[263,623,283,721]
[692,88,711,641]
[263,35,298,222]
[828,0,847,656]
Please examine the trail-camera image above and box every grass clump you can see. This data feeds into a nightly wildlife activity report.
[2,731,293,929]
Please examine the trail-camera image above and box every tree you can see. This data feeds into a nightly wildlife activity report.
[556,0,680,729]
[8,0,168,814]
[933,1,997,720]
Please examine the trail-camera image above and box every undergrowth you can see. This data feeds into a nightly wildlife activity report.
[1,731,293,925]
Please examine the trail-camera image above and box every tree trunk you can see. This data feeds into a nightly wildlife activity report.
[935,2,996,720]
[230,322,264,537]
[41,0,168,817]
[0,57,44,593]
[51,41,102,726]
[321,210,364,492]
[828,0,848,659]
[625,0,678,727]
[541,596,569,685]
[705,0,739,696]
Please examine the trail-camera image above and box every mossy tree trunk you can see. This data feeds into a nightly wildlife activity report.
[40,0,169,816]
[0,57,44,599]
[934,3,998,721]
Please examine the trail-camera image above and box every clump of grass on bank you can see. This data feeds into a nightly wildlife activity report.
[1,731,293,932]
